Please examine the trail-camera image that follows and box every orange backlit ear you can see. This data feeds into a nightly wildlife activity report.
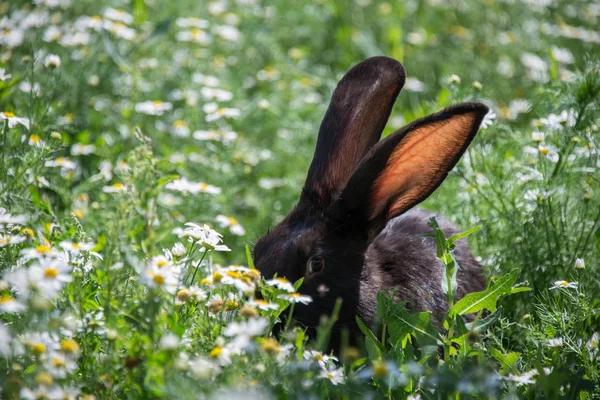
[337,102,489,234]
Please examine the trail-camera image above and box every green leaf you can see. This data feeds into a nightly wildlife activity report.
[388,308,443,347]
[246,245,255,269]
[465,308,502,332]
[450,315,471,356]
[356,316,384,359]
[450,270,519,316]
[510,287,532,294]
[448,225,481,244]
[489,347,521,375]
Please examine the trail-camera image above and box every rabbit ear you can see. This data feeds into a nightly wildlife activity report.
[338,102,489,235]
[302,56,405,205]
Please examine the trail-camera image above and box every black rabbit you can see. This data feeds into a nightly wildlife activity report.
[254,56,488,341]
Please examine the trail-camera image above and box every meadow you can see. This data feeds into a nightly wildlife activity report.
[0,0,599,398]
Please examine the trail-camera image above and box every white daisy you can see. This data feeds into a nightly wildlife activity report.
[278,292,313,305]
[549,280,578,290]
[0,111,30,129]
[265,277,295,293]
[215,215,246,236]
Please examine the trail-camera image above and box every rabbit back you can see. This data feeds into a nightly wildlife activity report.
[358,208,486,326]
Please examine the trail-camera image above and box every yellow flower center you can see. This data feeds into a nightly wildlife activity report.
[156,260,168,268]
[73,209,84,218]
[200,278,211,285]
[200,183,208,191]
[226,270,242,280]
[112,183,124,189]
[36,245,51,254]
[91,15,102,21]
[72,243,81,249]
[260,339,280,354]
[289,292,300,297]
[227,217,238,225]
[558,281,569,287]
[373,363,388,378]
[209,347,222,358]
[55,157,66,165]
[177,289,191,302]
[52,357,66,367]
[153,274,165,285]
[29,135,41,144]
[31,343,46,355]
[60,339,79,354]
[313,354,324,361]
[22,228,34,237]
[3,111,15,118]
[173,120,186,127]
[539,147,549,155]
[0,238,9,245]
[277,277,289,284]
[35,371,54,386]
[192,28,203,36]
[153,100,163,105]
[212,271,223,283]
[44,268,59,278]
[0,295,14,304]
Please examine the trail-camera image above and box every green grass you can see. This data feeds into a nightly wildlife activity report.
[0,0,599,398]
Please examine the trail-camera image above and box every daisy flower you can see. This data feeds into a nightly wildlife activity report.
[20,244,62,260]
[549,280,578,290]
[30,259,74,296]
[102,183,127,193]
[0,295,26,313]
[481,109,496,129]
[141,264,180,294]
[135,100,173,116]
[192,130,238,143]
[0,68,12,81]
[44,157,78,171]
[176,29,211,44]
[247,299,279,311]
[266,277,295,293]
[215,215,246,236]
[318,366,345,385]
[0,234,27,247]
[0,111,30,129]
[278,292,313,305]
[304,350,339,368]
[44,352,78,378]
[59,241,95,254]
[43,54,61,69]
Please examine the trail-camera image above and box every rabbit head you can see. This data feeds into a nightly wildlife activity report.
[253,56,488,331]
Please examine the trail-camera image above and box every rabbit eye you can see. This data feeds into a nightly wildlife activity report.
[307,256,325,275]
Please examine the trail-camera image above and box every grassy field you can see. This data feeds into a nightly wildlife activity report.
[1,0,599,398]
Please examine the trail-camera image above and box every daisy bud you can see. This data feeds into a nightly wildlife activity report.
[574,258,585,270]
[44,54,61,69]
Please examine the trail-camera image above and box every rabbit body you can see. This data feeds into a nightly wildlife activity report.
[253,56,489,341]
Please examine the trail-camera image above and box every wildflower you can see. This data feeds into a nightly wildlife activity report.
[201,87,233,101]
[481,109,496,129]
[102,183,127,193]
[224,318,269,338]
[71,144,96,155]
[447,74,461,84]
[0,234,27,247]
[179,223,230,252]
[549,280,578,290]
[547,337,564,347]
[19,81,41,95]
[266,277,295,293]
[539,110,576,129]
[404,77,426,92]
[0,111,30,129]
[506,369,538,386]
[203,103,241,122]
[176,29,211,44]
[304,350,338,368]
[20,245,61,260]
[28,134,45,147]
[551,46,574,64]
[188,356,221,380]
[141,264,180,294]
[159,333,180,350]
[21,332,59,356]
[215,215,246,236]
[520,53,548,83]
[103,8,133,24]
[318,367,345,385]
[30,259,74,297]
[59,241,95,254]
[60,339,80,356]
[45,352,78,378]
[171,120,190,137]
[472,81,483,89]
[0,324,12,357]
[215,25,240,41]
[165,177,222,195]
[0,295,26,313]
[531,131,545,142]
[0,68,12,81]
[43,54,61,69]
[192,130,238,143]
[240,305,259,318]
[172,242,186,258]
[278,292,313,305]
[508,99,531,120]
[44,157,78,171]
[209,346,232,365]
[247,299,279,311]
[176,17,209,29]
[574,258,585,270]
[135,100,173,116]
